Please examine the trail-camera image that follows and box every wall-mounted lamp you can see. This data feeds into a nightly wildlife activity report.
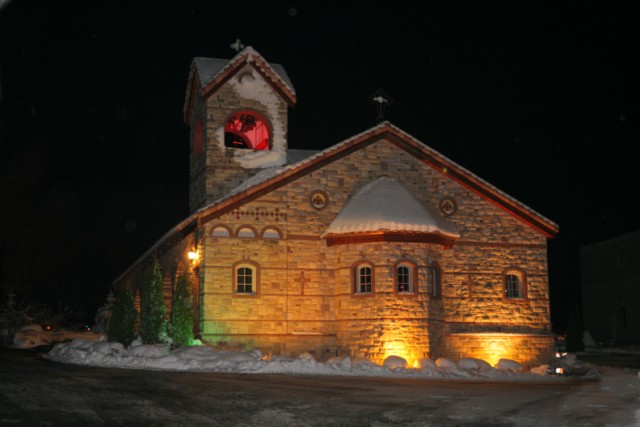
[188,250,200,266]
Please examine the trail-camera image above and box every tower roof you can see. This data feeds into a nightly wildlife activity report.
[184,47,296,123]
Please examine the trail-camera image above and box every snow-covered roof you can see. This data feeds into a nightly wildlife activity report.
[184,46,296,124]
[192,54,294,94]
[324,177,459,237]
[191,57,228,86]
[287,149,320,164]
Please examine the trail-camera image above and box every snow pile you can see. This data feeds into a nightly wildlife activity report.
[11,324,103,349]
[45,338,598,382]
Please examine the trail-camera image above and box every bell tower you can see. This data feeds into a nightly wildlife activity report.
[183,47,297,213]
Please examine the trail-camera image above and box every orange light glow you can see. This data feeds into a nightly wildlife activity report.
[448,333,545,367]
[380,329,423,368]
[188,251,200,264]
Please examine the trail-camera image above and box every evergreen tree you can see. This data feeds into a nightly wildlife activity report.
[139,258,167,344]
[107,288,137,347]
[170,273,195,347]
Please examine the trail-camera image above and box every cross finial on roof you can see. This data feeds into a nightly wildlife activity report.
[230,38,245,52]
[368,88,394,122]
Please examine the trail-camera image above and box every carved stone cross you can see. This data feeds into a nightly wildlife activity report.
[296,271,310,295]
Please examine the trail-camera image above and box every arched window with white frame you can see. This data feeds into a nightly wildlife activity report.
[395,261,416,293]
[234,262,259,295]
[353,263,374,294]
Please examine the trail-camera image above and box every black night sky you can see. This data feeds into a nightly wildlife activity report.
[1,2,638,331]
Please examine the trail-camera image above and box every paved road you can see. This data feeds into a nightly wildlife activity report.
[1,348,638,426]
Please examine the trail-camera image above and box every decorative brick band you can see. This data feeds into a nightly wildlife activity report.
[202,333,337,337]
[325,231,456,248]
[230,208,287,221]
[456,240,546,249]
[287,234,322,241]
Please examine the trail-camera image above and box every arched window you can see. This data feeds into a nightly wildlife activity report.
[234,263,258,294]
[354,263,374,294]
[396,262,416,293]
[504,269,526,300]
[261,227,281,239]
[193,119,203,159]
[236,226,257,238]
[224,111,270,150]
[428,264,442,297]
[211,225,231,237]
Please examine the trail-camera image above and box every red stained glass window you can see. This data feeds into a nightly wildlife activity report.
[193,119,203,158]
[224,111,270,150]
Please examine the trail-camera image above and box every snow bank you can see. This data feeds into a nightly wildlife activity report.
[383,355,408,369]
[11,324,104,349]
[495,358,523,372]
[45,339,597,383]
[458,357,492,371]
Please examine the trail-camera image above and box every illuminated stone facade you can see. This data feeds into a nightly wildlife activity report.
[115,48,559,368]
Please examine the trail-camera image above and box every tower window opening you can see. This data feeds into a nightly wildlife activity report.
[224,111,270,150]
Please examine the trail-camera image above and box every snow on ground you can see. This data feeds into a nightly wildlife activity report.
[8,329,596,383]
[9,323,102,349]
[10,323,640,385]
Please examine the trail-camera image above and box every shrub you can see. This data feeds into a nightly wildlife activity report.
[169,273,195,347]
[107,288,137,347]
[139,258,167,344]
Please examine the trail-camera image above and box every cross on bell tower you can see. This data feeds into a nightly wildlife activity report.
[368,88,393,122]
[230,38,244,52]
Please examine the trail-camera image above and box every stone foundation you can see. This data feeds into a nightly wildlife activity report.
[201,333,340,361]
[445,332,555,368]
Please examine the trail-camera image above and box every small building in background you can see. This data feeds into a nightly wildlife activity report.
[580,231,640,344]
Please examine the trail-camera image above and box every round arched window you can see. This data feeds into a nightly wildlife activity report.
[224,111,270,151]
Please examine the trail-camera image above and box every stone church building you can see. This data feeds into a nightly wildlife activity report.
[114,47,559,368]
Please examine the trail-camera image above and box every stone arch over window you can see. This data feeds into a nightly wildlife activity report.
[232,260,260,295]
[211,224,232,237]
[236,225,258,238]
[428,262,442,298]
[503,268,527,300]
[224,110,271,151]
[395,260,417,294]
[193,119,203,159]
[352,261,374,295]
[261,226,283,239]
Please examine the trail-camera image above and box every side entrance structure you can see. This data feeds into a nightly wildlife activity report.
[114,47,559,368]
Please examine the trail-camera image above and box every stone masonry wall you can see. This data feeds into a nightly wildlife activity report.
[198,138,554,366]
[189,63,289,212]
[446,333,555,368]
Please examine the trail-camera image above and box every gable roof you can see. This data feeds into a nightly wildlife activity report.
[183,47,296,123]
[195,121,559,238]
[114,121,558,285]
